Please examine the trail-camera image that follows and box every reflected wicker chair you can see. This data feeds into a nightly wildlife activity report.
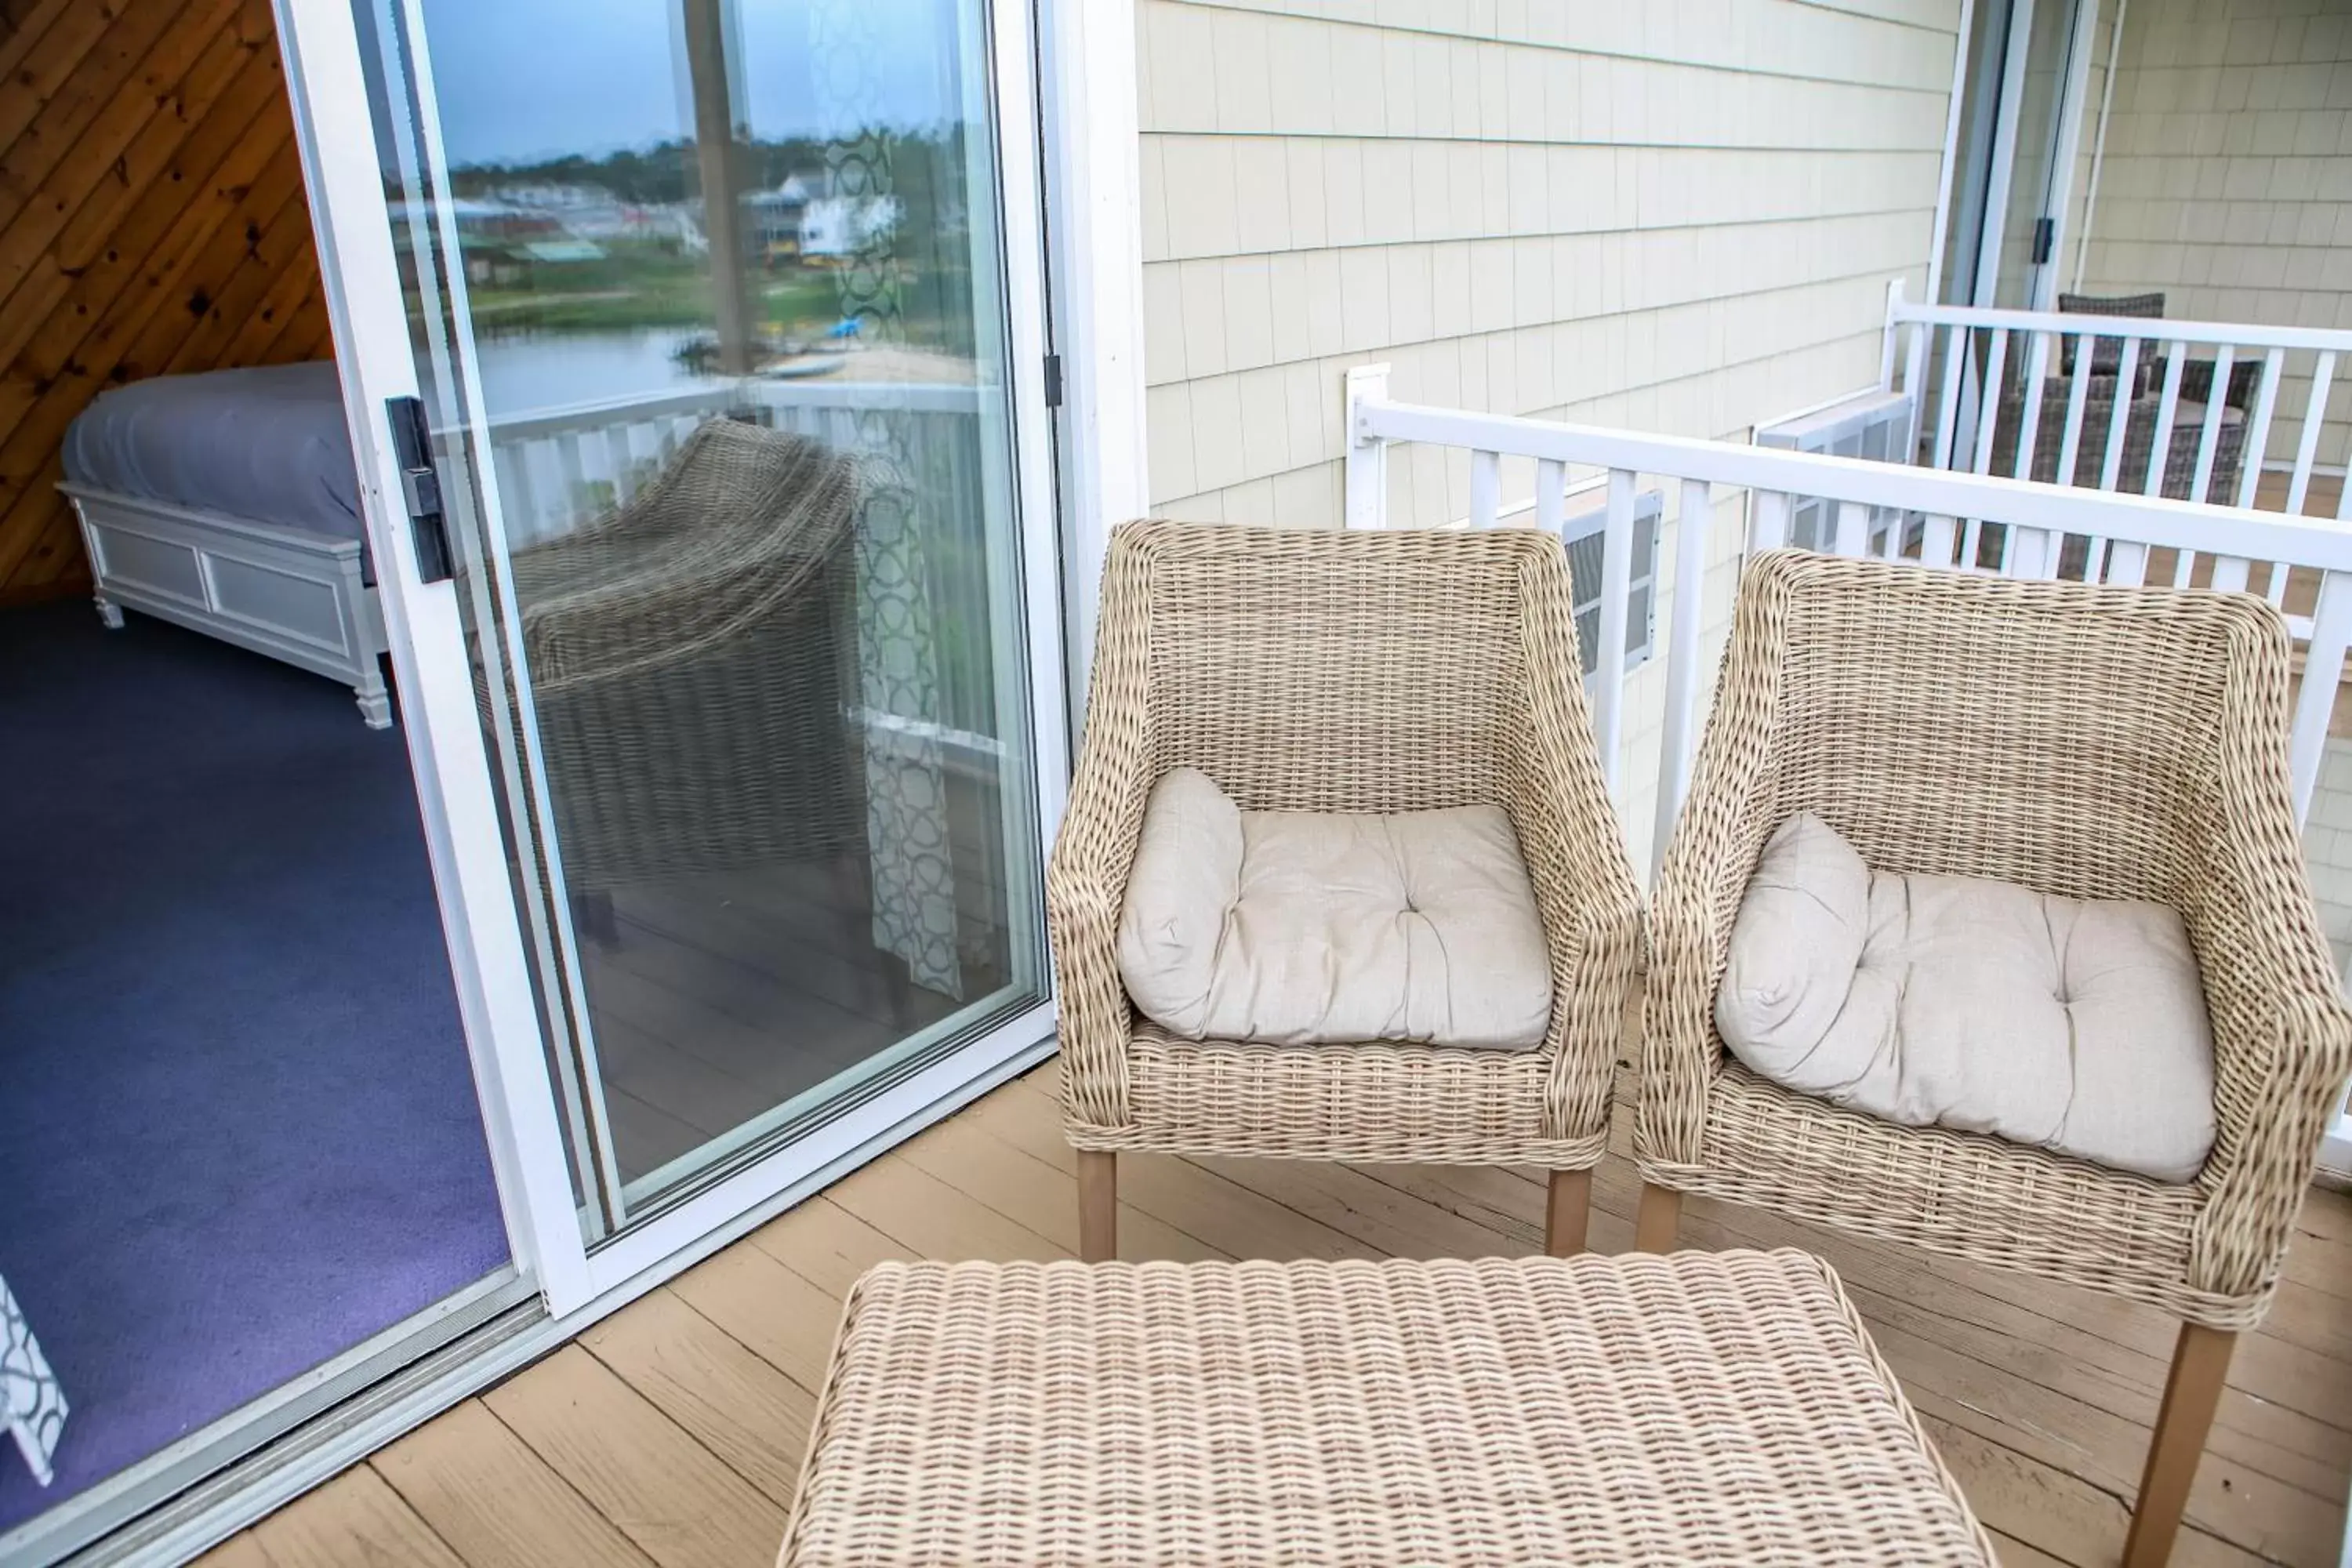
[503,419,870,911]
[1988,289,2259,503]
[1636,550,2352,1568]
[1049,521,1644,1261]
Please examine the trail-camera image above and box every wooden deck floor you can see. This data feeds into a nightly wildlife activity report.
[197,1063,2352,1568]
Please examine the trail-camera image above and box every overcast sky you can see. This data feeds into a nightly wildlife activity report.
[418,0,971,165]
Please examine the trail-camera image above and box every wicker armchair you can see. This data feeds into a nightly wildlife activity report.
[1636,550,2352,1567]
[1050,521,1644,1261]
[504,419,869,903]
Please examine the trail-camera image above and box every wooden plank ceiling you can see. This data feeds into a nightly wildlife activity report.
[0,0,333,604]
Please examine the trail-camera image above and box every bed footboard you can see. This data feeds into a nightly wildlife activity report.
[59,483,391,728]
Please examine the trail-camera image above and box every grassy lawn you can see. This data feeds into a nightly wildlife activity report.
[466,243,846,334]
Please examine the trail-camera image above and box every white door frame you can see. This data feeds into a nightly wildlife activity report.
[1969,0,2100,310]
[1038,0,1149,721]
[275,0,1094,1315]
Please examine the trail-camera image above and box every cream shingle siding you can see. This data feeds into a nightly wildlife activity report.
[1138,0,1965,532]
[2074,0,2352,463]
[1134,1,1964,867]
[2077,0,2352,332]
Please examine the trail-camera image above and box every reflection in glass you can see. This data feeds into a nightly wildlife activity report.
[379,0,1042,1221]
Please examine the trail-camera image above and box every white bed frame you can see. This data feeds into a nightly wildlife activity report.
[59,481,391,727]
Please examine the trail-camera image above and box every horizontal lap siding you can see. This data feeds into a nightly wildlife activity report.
[1136,0,1965,530]
[1134,0,1964,868]
[2075,0,2352,474]
[0,0,331,604]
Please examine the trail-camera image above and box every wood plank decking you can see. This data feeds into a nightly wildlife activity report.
[197,1061,2352,1567]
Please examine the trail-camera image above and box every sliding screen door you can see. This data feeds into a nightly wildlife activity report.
[279,0,1063,1305]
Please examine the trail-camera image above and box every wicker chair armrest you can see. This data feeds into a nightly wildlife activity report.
[1503,712,1645,1145]
[1047,527,1163,1134]
[2185,708,2352,1302]
[1637,561,1790,1171]
[1497,549,1647,1142]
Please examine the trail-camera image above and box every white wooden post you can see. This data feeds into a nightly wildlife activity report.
[2294,571,2352,822]
[1344,363,1392,530]
[2288,350,2336,518]
[1469,449,1500,528]
[1534,458,1565,539]
[1653,477,1713,878]
[1880,278,1906,393]
[1594,467,1637,800]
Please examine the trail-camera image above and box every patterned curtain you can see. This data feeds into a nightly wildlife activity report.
[809,6,962,999]
[2,1275,66,1486]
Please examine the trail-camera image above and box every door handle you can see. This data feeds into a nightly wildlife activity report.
[387,395,454,583]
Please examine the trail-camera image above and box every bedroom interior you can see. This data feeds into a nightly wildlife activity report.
[0,0,510,1541]
[3,0,1048,1547]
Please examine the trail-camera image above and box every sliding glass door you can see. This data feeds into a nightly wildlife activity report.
[279,0,1062,1305]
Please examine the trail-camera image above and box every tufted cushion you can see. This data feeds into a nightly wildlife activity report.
[1716,813,2217,1183]
[1117,768,1553,1050]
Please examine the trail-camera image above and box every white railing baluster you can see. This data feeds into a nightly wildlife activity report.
[492,443,535,547]
[1900,319,1929,465]
[1833,499,1868,557]
[2288,350,2336,517]
[1964,328,2010,571]
[1653,478,1713,877]
[1933,324,1968,471]
[1470,448,1501,530]
[2012,330,2052,484]
[604,423,637,505]
[2236,347,2286,510]
[1922,514,1958,568]
[2080,336,2142,583]
[2099,337,2141,492]
[2189,345,2234,505]
[1534,458,1565,539]
[2147,342,2188,499]
[2057,331,2096,488]
[1594,468,1637,801]
[554,430,590,531]
[2107,539,2149,586]
[1973,328,2010,476]
[2293,571,2352,822]
[2147,344,2190,586]
[1750,489,1789,551]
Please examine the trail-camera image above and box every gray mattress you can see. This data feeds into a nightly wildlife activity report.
[61,361,365,545]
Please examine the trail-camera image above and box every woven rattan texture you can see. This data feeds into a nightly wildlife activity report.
[1639,550,2352,1330]
[500,420,869,891]
[1047,521,1642,1169]
[777,1250,1998,1567]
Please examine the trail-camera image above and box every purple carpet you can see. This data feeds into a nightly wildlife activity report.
[0,603,508,1534]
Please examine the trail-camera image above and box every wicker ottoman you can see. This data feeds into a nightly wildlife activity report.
[778,1249,1996,1566]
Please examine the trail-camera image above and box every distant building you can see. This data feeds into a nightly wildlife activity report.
[799,193,902,263]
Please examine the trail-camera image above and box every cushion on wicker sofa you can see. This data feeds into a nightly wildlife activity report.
[1716,812,2216,1182]
[1116,767,1552,1050]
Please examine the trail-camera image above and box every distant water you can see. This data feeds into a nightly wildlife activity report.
[471,326,723,416]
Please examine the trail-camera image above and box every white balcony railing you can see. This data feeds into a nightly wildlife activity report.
[1343,363,2352,879]
[1877,285,2352,591]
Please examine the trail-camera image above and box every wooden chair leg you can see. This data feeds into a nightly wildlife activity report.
[1543,1169,1591,1257]
[1076,1149,1117,1262]
[1634,1183,1682,1252]
[2122,1322,2235,1568]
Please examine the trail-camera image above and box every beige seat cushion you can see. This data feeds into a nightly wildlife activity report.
[1716,813,2217,1183]
[1117,768,1552,1050]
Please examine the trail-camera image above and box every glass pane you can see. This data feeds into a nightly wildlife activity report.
[367,0,1044,1231]
[1994,0,2084,309]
